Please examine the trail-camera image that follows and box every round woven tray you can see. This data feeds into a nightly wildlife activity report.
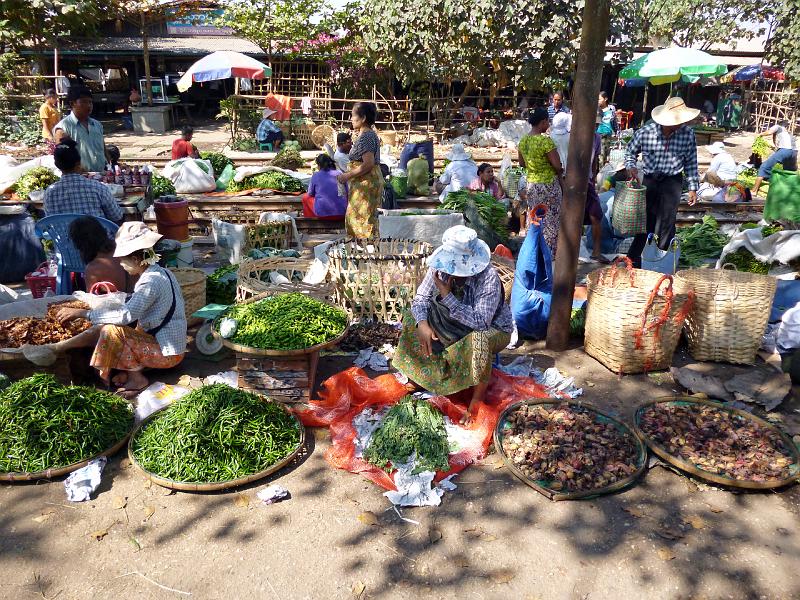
[128,401,306,492]
[218,293,349,357]
[494,400,648,501]
[0,429,133,482]
[633,397,800,490]
[311,124,335,149]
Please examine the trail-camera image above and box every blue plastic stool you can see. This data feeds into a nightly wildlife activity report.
[259,142,274,152]
[35,214,119,294]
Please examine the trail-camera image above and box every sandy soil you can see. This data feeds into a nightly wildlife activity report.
[2,339,799,600]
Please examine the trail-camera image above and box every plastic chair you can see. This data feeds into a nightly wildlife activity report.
[34,214,119,294]
[258,141,274,152]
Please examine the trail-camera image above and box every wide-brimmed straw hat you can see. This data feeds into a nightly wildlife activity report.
[262,108,277,119]
[427,225,490,277]
[652,97,700,126]
[446,143,472,161]
[706,141,728,155]
[114,222,162,258]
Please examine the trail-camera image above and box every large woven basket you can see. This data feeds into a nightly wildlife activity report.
[294,124,317,150]
[236,257,334,302]
[326,238,433,323]
[674,268,776,364]
[169,267,206,320]
[210,211,292,252]
[584,258,695,374]
[491,255,515,303]
[311,124,336,149]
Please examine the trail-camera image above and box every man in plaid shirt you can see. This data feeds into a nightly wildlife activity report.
[43,140,123,222]
[624,97,700,267]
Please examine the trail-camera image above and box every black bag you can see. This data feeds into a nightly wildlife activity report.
[426,294,472,349]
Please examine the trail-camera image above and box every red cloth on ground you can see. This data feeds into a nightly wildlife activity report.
[302,193,344,220]
[296,367,555,491]
[171,139,195,160]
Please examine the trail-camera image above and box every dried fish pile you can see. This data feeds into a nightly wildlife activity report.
[638,403,795,483]
[339,321,400,352]
[0,301,92,348]
[501,403,641,492]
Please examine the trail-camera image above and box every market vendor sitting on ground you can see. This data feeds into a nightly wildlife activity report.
[171,125,200,160]
[751,120,798,197]
[69,216,137,293]
[43,140,123,222]
[256,108,283,151]
[39,88,60,147]
[302,154,347,219]
[699,141,743,202]
[435,143,478,202]
[467,163,505,201]
[55,222,187,398]
[393,225,513,425]
[624,97,699,268]
[334,132,352,172]
[53,85,108,173]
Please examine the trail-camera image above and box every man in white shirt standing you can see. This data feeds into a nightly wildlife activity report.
[752,120,798,197]
[435,143,478,202]
[699,141,739,201]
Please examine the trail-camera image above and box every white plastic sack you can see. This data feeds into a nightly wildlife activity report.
[499,153,513,177]
[73,290,127,311]
[163,159,216,194]
[497,119,532,145]
[212,218,248,265]
[717,229,800,268]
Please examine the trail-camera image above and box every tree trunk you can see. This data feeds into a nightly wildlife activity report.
[545,0,611,351]
[142,13,153,106]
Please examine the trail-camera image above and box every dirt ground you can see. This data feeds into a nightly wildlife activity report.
[2,338,799,600]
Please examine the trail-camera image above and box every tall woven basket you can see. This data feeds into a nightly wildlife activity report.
[210,211,292,252]
[674,268,776,364]
[236,257,334,302]
[584,258,695,374]
[169,267,206,321]
[326,238,433,323]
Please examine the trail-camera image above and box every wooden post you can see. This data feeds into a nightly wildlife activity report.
[545,0,611,351]
[141,12,153,106]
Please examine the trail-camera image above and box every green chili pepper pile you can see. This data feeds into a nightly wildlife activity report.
[206,264,238,305]
[219,292,348,350]
[226,171,304,193]
[131,384,301,483]
[0,374,133,473]
[442,190,509,240]
[675,215,729,268]
[722,248,773,274]
[364,396,451,474]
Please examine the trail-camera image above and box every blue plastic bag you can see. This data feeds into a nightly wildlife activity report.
[511,214,553,339]
[641,234,680,274]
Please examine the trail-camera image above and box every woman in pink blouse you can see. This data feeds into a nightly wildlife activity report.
[467,163,505,200]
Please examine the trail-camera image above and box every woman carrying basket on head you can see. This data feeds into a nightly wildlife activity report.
[54,222,187,398]
[337,102,384,238]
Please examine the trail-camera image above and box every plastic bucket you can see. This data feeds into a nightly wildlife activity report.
[176,238,194,268]
[155,199,190,241]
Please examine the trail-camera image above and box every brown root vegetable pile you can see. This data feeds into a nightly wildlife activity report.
[501,403,641,493]
[638,403,795,483]
[0,301,92,348]
[339,321,400,352]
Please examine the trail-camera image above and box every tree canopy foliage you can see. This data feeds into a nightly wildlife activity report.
[0,0,103,53]
[767,1,800,80]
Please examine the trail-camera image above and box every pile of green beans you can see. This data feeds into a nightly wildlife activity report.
[131,384,302,483]
[220,293,348,350]
[0,374,133,473]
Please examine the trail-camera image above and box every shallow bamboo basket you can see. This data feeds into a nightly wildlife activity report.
[169,267,206,321]
[128,399,306,492]
[674,268,777,364]
[236,257,333,302]
[326,238,433,323]
[584,259,694,374]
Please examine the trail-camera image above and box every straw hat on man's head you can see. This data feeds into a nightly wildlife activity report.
[114,222,162,258]
[652,97,700,127]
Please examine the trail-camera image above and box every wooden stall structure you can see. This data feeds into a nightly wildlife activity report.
[744,81,800,134]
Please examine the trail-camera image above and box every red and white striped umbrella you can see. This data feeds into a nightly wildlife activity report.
[177,51,271,92]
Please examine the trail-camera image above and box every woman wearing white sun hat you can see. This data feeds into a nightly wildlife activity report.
[54,222,187,397]
[393,225,513,424]
[624,96,701,267]
[699,141,739,201]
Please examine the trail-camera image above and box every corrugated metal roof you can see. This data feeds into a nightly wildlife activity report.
[59,36,266,56]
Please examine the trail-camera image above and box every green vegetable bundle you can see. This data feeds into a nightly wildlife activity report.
[364,396,451,474]
[219,292,348,350]
[200,151,234,177]
[271,148,304,170]
[206,264,238,305]
[0,374,133,473]
[151,174,176,197]
[723,248,772,274]
[131,384,302,483]
[752,137,771,159]
[676,215,729,268]
[736,167,757,189]
[442,190,509,240]
[14,167,59,200]
[226,171,304,193]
